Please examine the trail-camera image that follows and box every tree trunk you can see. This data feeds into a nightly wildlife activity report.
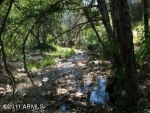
[110,0,140,106]
[31,31,41,46]
[97,0,122,69]
[144,0,149,39]
[83,8,114,64]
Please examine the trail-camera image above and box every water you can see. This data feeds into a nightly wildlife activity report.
[8,49,109,113]
[60,76,109,112]
[89,76,109,105]
[81,80,91,92]
[59,51,109,112]
[60,105,68,113]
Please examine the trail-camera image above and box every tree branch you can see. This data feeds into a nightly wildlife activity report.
[0,0,16,111]
[22,0,65,97]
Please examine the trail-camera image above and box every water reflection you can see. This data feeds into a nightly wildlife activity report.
[59,51,109,112]
[61,105,68,113]
[82,81,91,92]
[89,76,109,105]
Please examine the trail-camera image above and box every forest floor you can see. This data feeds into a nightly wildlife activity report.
[0,49,150,113]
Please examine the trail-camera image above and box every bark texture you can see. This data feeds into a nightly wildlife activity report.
[110,0,140,106]
[97,0,122,68]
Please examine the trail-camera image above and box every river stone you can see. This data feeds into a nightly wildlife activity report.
[75,92,83,98]
[42,77,49,83]
[57,88,68,95]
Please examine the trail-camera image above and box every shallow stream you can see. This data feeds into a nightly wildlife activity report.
[54,50,109,112]
[10,50,109,113]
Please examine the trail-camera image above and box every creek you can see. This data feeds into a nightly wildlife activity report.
[53,50,109,112]
[2,50,110,113]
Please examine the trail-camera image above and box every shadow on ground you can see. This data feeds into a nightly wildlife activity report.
[0,50,113,113]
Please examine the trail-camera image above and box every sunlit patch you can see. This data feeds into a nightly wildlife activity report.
[57,88,68,95]
[42,77,49,83]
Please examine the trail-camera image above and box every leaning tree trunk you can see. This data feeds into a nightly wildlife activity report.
[110,0,140,106]
[83,8,114,65]
[97,0,122,69]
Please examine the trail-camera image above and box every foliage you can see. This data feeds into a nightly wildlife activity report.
[83,28,103,55]
[136,39,150,61]
[53,46,75,58]
[134,20,150,62]
[27,60,41,71]
[128,0,143,22]
[111,67,125,104]
[135,37,150,79]
[27,46,75,71]
[32,44,57,51]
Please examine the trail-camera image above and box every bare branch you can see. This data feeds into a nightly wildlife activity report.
[22,0,65,96]
[52,21,89,42]
[0,0,16,111]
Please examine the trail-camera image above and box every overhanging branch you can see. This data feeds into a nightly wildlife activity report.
[22,0,65,96]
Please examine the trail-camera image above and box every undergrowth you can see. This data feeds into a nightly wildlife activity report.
[27,45,75,71]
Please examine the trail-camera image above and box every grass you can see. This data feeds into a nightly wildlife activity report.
[27,60,41,71]
[52,46,75,58]
[27,45,75,71]
[43,57,55,67]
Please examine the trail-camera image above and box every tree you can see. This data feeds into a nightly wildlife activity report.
[0,0,4,4]
[143,0,149,39]
[97,0,122,69]
[128,0,143,21]
[110,0,141,106]
[0,0,16,106]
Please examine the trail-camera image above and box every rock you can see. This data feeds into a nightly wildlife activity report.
[22,93,27,97]
[38,83,42,87]
[57,88,68,95]
[75,92,83,98]
[17,69,22,72]
[0,87,5,91]
[18,73,27,77]
[96,71,100,74]
[70,93,75,97]
[77,62,86,67]
[17,68,26,73]
[0,87,5,95]
[66,80,72,85]
[81,67,86,70]
[42,77,49,83]
[6,84,11,92]
[93,60,100,65]
[64,75,69,79]
[61,58,67,62]
[68,87,75,93]
[37,72,42,75]
[47,91,51,95]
